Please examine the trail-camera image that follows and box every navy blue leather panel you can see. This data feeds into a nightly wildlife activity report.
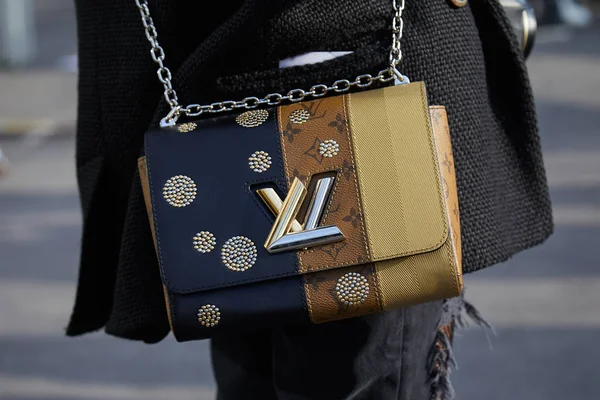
[145,111,298,293]
[171,274,310,342]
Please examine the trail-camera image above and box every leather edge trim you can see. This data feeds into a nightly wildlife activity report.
[138,156,175,333]
[429,106,463,293]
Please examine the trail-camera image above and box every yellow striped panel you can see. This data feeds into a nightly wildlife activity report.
[346,82,448,260]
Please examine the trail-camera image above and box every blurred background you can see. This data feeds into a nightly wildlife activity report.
[0,0,598,399]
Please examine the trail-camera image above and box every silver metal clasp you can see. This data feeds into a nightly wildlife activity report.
[160,106,182,128]
[392,67,410,86]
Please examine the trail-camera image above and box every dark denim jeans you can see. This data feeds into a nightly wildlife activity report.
[211,300,444,400]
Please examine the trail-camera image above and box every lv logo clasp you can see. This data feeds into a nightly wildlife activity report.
[257,177,345,253]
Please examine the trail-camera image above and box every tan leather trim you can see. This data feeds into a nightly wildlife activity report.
[138,156,174,332]
[278,97,371,273]
[138,156,156,247]
[430,106,462,277]
[162,284,175,332]
[373,106,462,309]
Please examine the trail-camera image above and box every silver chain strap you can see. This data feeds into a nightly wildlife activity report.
[134,0,408,127]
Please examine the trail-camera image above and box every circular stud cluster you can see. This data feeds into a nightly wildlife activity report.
[193,231,216,253]
[236,109,269,128]
[162,175,197,207]
[289,109,310,124]
[177,122,197,133]
[335,272,369,306]
[248,151,272,173]
[221,236,258,272]
[319,140,340,158]
[198,304,221,327]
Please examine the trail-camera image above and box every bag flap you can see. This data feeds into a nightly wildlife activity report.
[143,82,448,294]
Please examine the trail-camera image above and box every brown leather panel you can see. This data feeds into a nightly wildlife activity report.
[303,263,383,323]
[430,106,463,286]
[138,156,174,331]
[278,96,371,273]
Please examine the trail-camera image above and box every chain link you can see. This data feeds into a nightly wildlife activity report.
[135,0,408,127]
[390,0,405,68]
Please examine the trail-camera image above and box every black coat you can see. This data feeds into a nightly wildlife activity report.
[67,0,552,343]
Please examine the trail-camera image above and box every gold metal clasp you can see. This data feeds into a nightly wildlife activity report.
[257,177,345,254]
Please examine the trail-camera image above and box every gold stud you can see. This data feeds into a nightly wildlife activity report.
[162,175,197,207]
[319,140,339,158]
[221,236,258,272]
[335,272,369,306]
[236,110,269,128]
[289,109,310,124]
[248,151,272,173]
[198,304,221,327]
[177,122,197,133]
[193,231,216,253]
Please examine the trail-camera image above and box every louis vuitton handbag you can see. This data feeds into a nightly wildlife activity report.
[135,0,463,342]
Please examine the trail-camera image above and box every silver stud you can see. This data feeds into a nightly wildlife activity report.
[163,175,197,207]
[236,110,269,128]
[289,109,310,124]
[178,122,197,133]
[193,231,216,253]
[335,272,369,306]
[319,140,340,158]
[221,236,258,272]
[248,151,272,173]
[198,304,221,327]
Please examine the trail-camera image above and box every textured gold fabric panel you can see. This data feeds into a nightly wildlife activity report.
[347,83,448,260]
[374,236,460,308]
[278,96,371,273]
[374,106,462,309]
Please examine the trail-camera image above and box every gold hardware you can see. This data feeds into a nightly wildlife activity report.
[248,151,272,173]
[198,304,221,327]
[290,109,310,124]
[261,177,345,254]
[193,231,216,253]
[256,188,303,232]
[177,122,197,133]
[449,0,468,7]
[221,236,258,272]
[265,178,307,249]
[319,140,340,158]
[162,175,197,207]
[236,110,269,128]
[336,272,369,306]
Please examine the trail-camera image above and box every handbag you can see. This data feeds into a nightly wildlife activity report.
[135,0,463,342]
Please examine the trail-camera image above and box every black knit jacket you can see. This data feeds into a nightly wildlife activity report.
[67,0,553,343]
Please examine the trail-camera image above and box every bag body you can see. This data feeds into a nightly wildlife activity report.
[139,82,462,341]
